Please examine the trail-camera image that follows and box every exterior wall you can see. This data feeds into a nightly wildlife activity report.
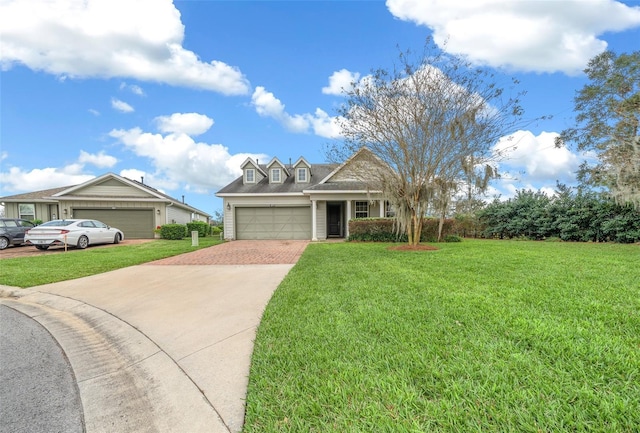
[316,201,327,240]
[223,199,234,240]
[222,195,311,240]
[349,200,381,219]
[2,202,56,221]
[167,205,192,224]
[60,200,162,218]
[74,183,153,198]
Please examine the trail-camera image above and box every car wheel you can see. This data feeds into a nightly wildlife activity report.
[77,235,89,249]
[0,237,8,250]
[114,233,121,244]
[35,245,49,250]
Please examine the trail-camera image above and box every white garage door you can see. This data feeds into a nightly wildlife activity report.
[236,207,311,240]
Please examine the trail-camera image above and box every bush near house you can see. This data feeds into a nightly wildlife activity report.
[186,221,210,237]
[160,224,187,240]
[348,217,455,242]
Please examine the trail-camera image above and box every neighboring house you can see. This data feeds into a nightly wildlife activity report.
[0,173,211,239]
[217,148,391,241]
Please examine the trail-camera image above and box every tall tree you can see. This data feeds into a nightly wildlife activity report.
[558,50,640,209]
[329,39,531,245]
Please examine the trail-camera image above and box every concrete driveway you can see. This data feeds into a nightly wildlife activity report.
[0,240,309,433]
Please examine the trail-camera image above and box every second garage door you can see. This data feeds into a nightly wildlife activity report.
[236,207,311,240]
[73,208,154,239]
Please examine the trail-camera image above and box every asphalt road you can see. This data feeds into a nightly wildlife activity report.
[0,304,84,433]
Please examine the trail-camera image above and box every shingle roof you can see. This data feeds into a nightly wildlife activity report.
[0,177,210,217]
[217,164,339,194]
[0,185,73,201]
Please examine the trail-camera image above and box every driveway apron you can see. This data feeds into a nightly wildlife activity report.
[1,240,309,433]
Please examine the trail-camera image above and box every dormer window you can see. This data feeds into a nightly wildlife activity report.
[246,168,255,183]
[271,168,281,183]
[297,167,308,183]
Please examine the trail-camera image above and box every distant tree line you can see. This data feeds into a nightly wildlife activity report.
[476,185,640,243]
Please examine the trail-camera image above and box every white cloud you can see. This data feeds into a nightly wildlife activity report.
[88,108,100,116]
[0,149,119,193]
[386,0,640,74]
[0,166,94,193]
[155,113,214,136]
[322,69,360,95]
[493,130,581,183]
[78,150,118,168]
[111,98,134,113]
[120,82,145,96]
[0,0,250,94]
[251,86,343,139]
[109,126,268,192]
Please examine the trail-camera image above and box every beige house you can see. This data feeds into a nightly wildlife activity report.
[1,173,210,239]
[216,148,390,241]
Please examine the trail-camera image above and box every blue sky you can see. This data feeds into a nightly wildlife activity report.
[1,0,639,216]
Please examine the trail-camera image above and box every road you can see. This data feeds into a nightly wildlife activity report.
[0,304,84,433]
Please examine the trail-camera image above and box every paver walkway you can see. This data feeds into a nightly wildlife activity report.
[149,239,309,265]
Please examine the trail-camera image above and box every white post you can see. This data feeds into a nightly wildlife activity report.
[311,199,318,241]
[345,200,351,238]
[191,230,199,246]
[379,200,385,217]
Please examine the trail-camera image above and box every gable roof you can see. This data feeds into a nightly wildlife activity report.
[217,163,338,195]
[0,173,210,217]
[0,185,73,202]
[53,172,170,200]
[318,147,381,184]
[240,157,268,177]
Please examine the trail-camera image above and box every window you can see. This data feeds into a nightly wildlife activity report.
[385,201,396,217]
[245,168,255,183]
[271,168,281,183]
[297,167,308,183]
[18,204,35,220]
[355,201,369,218]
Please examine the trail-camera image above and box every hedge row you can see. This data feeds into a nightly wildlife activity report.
[159,221,212,240]
[348,217,455,242]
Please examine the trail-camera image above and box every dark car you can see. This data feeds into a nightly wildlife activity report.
[0,218,37,250]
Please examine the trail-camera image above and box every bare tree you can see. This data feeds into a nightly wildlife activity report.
[328,39,533,245]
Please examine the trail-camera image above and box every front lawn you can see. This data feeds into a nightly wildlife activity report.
[0,237,222,288]
[245,240,640,432]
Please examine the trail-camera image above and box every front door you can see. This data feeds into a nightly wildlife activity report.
[327,203,342,237]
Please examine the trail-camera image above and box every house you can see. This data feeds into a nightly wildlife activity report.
[216,148,390,241]
[0,173,211,239]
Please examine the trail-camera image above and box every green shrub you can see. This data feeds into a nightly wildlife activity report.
[186,221,210,237]
[211,226,222,235]
[348,217,455,242]
[444,234,462,242]
[31,219,43,226]
[160,224,187,240]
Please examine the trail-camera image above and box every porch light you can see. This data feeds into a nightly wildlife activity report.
[227,203,231,210]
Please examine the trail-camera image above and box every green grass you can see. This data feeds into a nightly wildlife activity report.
[244,240,640,432]
[0,237,222,288]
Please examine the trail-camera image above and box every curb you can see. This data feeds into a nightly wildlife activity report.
[0,290,231,433]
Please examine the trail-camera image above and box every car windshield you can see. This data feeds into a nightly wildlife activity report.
[40,220,75,227]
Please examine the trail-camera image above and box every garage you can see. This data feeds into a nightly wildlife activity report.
[73,209,154,239]
[235,207,311,240]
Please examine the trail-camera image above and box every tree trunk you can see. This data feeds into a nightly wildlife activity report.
[437,210,446,242]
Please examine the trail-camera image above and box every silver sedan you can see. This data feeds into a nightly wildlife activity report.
[24,219,124,250]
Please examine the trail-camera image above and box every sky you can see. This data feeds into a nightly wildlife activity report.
[1,0,640,216]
